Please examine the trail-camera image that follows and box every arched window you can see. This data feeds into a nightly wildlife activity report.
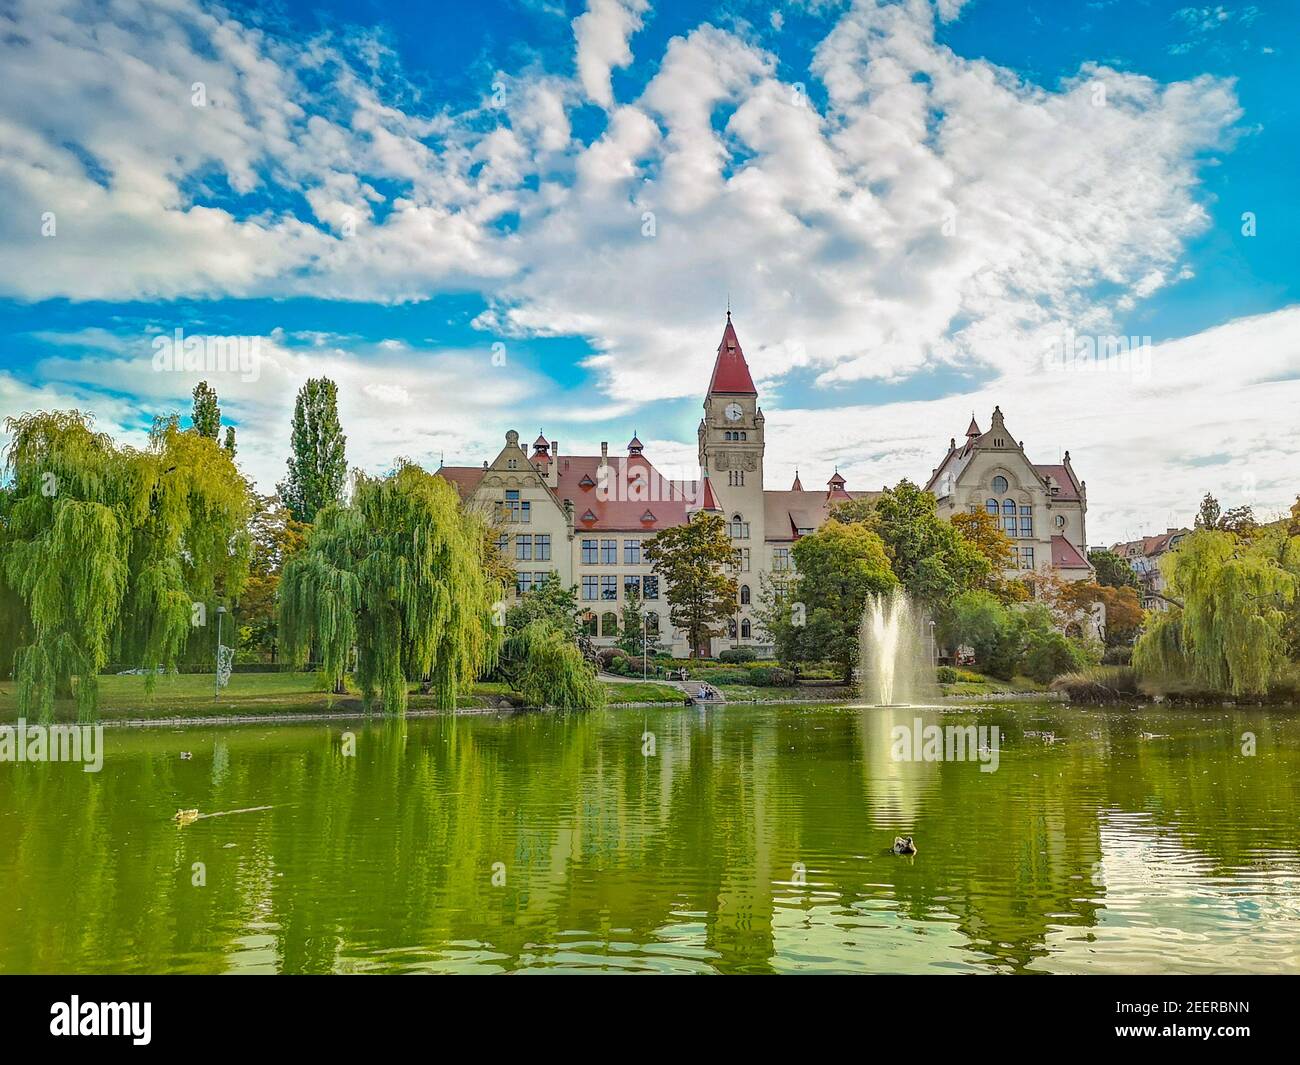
[741,618,752,639]
[729,513,749,539]
[992,475,1009,494]
[1054,514,1066,530]
[581,612,597,637]
[1002,499,1017,535]
[644,612,659,636]
[985,498,999,516]
[1001,499,1016,515]
[740,584,751,605]
[727,618,738,638]
[601,611,618,637]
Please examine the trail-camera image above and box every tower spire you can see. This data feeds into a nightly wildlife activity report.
[708,312,757,395]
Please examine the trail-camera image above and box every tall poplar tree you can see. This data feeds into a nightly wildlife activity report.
[278,378,347,524]
[191,381,221,439]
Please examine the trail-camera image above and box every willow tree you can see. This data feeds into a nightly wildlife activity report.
[1134,529,1296,695]
[278,463,500,713]
[1,411,252,721]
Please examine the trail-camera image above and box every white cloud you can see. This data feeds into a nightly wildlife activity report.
[573,0,650,108]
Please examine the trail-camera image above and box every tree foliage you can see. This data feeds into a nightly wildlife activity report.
[1,411,251,721]
[496,621,605,710]
[1088,548,1140,591]
[834,480,988,610]
[192,381,221,439]
[763,519,896,682]
[237,494,309,661]
[505,574,583,641]
[1133,529,1296,695]
[278,463,499,712]
[278,377,348,524]
[644,513,736,657]
[951,509,1028,603]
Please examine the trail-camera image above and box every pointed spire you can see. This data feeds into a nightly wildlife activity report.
[627,432,644,455]
[791,470,803,492]
[966,415,981,437]
[692,469,723,515]
[708,313,757,395]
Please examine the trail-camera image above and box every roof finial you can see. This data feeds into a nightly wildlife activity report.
[726,292,731,320]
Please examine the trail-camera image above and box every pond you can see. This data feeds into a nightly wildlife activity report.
[2,700,1299,974]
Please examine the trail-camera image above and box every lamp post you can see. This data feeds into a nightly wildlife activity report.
[928,619,937,668]
[214,604,227,698]
[642,611,651,681]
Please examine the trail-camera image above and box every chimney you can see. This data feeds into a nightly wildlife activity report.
[600,441,608,469]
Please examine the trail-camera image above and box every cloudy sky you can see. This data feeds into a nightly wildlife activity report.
[0,0,1295,544]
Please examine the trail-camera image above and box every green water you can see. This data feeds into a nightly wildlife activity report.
[2,700,1299,974]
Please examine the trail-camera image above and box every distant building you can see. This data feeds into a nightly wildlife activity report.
[924,407,1094,590]
[440,315,1097,655]
[1109,528,1191,610]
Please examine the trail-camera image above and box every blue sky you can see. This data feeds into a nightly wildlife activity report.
[0,0,1296,542]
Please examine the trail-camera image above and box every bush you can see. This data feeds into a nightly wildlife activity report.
[1102,644,1133,666]
[698,669,753,685]
[1022,628,1087,684]
[718,647,758,664]
[1051,665,1141,702]
[597,648,629,669]
[745,666,794,687]
[936,665,958,684]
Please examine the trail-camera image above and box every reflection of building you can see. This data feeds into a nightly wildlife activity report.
[1109,528,1190,610]
[439,315,1096,655]
[925,407,1093,589]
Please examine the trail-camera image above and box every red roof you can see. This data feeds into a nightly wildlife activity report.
[436,466,485,500]
[554,454,692,530]
[692,474,722,514]
[1050,535,1090,570]
[791,471,803,491]
[1034,464,1081,502]
[707,314,757,395]
[966,417,981,437]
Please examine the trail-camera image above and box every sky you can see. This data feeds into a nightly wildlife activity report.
[0,0,1296,545]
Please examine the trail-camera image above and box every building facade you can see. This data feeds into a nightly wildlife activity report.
[1109,528,1190,610]
[440,315,1095,656]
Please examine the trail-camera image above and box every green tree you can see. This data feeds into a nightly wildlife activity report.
[1088,549,1139,590]
[279,377,348,524]
[191,380,221,439]
[1134,528,1296,695]
[767,519,896,683]
[1195,492,1221,531]
[224,425,237,456]
[496,621,605,710]
[278,463,499,712]
[835,480,988,610]
[951,509,1028,603]
[644,513,737,658]
[505,574,582,641]
[617,585,648,657]
[236,494,309,662]
[1,411,251,721]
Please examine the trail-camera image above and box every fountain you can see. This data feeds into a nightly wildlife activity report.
[858,588,936,706]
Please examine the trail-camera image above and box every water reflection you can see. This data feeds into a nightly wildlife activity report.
[1,702,1298,973]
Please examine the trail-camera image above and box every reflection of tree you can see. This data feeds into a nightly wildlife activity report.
[1,703,1298,973]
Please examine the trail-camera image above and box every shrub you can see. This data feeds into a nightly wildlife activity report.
[746,666,794,687]
[698,669,753,685]
[718,647,758,664]
[597,648,629,669]
[936,665,958,684]
[1022,628,1087,684]
[1051,665,1141,702]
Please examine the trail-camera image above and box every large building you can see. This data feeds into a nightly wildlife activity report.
[440,315,1093,656]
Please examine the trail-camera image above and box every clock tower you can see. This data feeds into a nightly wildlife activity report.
[698,313,765,631]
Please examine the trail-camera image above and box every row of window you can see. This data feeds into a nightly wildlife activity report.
[579,538,645,565]
[727,618,754,639]
[584,611,660,638]
[723,431,748,441]
[501,490,531,524]
[581,575,661,601]
[985,499,1034,538]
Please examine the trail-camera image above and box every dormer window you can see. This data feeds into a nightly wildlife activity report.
[581,509,597,523]
[641,509,656,523]
[579,474,596,489]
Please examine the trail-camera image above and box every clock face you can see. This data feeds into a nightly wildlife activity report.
[724,402,743,422]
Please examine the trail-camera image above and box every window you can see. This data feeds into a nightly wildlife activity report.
[581,539,598,565]
[516,534,532,561]
[1020,547,1035,570]
[502,489,530,523]
[581,612,597,636]
[496,532,509,555]
[644,612,659,636]
[729,513,749,539]
[729,470,745,487]
[536,534,551,561]
[601,575,617,600]
[624,575,641,598]
[1019,507,1032,538]
[773,547,790,572]
[740,584,751,605]
[601,539,617,565]
[533,571,549,588]
[516,572,532,596]
[727,618,738,638]
[992,475,1008,493]
[732,547,751,572]
[986,498,999,516]
[582,576,598,601]
[642,575,659,600]
[507,458,518,469]
[741,618,752,639]
[1053,514,1066,530]
[1002,499,1016,515]
[739,431,747,441]
[601,611,619,637]
[624,539,641,565]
